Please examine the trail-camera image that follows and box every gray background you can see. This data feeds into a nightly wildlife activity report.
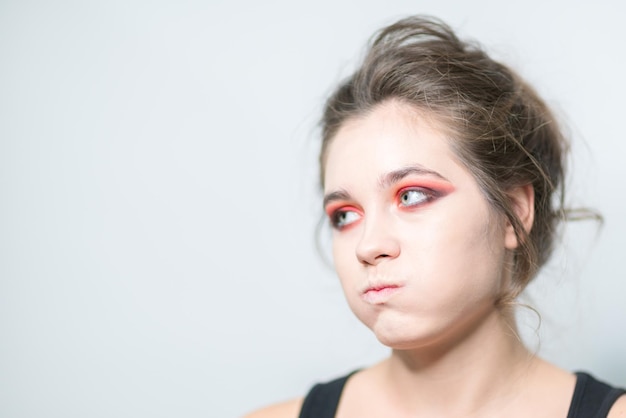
[1,1,625,417]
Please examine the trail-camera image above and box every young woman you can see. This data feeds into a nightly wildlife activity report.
[247,16,625,418]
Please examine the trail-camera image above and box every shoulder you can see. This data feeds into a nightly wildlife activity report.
[609,394,626,418]
[243,398,303,418]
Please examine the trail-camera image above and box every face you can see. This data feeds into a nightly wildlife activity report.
[323,101,512,350]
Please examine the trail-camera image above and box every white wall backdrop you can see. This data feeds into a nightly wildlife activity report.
[1,1,625,417]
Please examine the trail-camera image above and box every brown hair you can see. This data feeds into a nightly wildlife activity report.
[320,16,573,301]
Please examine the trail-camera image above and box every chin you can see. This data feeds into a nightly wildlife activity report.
[373,328,443,351]
[366,316,445,351]
[365,310,483,352]
[370,306,501,353]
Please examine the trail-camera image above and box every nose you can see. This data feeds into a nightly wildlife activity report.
[355,216,401,266]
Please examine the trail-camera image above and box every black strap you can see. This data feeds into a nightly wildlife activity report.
[298,372,355,418]
[567,372,625,418]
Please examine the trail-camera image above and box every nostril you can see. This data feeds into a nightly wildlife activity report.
[355,236,401,266]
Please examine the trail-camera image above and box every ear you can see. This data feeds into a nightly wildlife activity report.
[504,184,535,250]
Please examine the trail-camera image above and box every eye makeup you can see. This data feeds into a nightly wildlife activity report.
[394,180,455,209]
[325,204,363,231]
[322,168,456,230]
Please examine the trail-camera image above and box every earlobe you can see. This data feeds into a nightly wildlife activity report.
[504,184,535,250]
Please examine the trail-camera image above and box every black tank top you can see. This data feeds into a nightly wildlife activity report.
[299,371,625,418]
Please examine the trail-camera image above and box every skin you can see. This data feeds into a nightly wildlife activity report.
[244,100,626,417]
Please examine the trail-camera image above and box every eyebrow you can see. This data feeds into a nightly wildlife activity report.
[323,189,351,208]
[379,165,448,188]
[323,164,449,208]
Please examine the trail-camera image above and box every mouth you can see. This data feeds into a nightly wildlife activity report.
[361,284,402,305]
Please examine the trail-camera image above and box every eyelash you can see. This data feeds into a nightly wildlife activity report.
[328,206,362,230]
[327,188,438,231]
[397,187,438,208]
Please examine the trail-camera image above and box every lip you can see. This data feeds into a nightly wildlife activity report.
[361,284,403,305]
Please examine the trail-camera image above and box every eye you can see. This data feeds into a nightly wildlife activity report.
[330,208,362,230]
[398,189,431,207]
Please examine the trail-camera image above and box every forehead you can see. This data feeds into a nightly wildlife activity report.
[323,101,466,190]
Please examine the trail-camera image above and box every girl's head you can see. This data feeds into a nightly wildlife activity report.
[320,16,568,305]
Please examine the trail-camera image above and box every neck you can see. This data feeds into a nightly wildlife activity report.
[381,309,534,416]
